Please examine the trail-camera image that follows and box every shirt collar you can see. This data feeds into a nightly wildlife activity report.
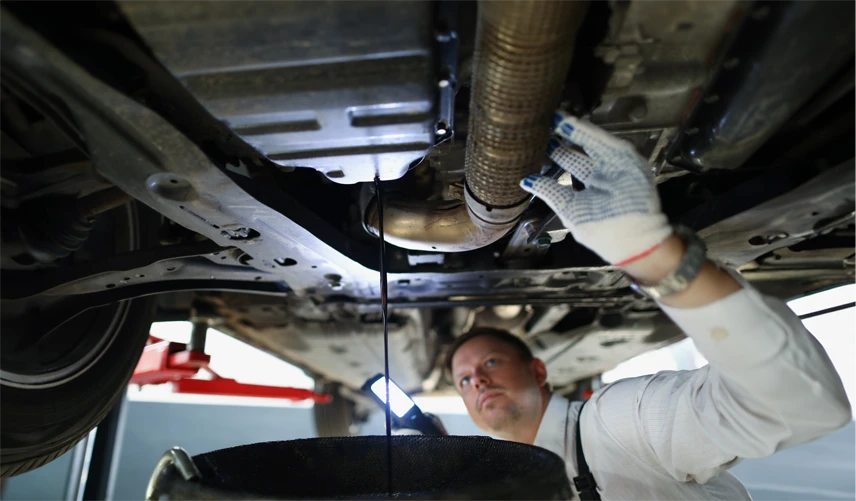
[533,393,572,459]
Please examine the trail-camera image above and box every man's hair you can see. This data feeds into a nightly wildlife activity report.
[444,327,534,381]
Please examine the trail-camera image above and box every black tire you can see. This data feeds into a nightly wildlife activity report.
[1,203,158,477]
[313,383,358,437]
[1,298,156,477]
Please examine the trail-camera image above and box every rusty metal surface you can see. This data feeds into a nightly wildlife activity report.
[120,1,436,184]
[465,0,587,208]
[365,1,588,249]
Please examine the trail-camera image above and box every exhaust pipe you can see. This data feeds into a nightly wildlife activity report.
[366,0,586,252]
[365,198,509,253]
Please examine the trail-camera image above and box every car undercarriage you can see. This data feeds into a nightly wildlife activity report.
[1,0,853,475]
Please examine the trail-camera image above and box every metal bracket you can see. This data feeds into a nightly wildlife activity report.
[434,0,459,141]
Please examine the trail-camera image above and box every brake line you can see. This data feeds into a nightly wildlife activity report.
[374,175,393,496]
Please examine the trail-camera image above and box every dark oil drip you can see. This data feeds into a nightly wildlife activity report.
[374,175,393,497]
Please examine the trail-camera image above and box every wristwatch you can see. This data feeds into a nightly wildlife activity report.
[628,226,706,300]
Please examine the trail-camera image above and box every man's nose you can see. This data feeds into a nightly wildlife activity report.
[472,369,490,390]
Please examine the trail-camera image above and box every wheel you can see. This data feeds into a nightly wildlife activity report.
[0,298,155,477]
[313,383,359,437]
[0,203,157,477]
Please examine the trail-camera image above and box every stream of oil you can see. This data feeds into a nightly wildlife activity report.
[374,175,393,496]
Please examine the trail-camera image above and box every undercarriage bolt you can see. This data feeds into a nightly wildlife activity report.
[436,120,449,136]
[629,103,648,122]
[534,235,552,249]
[325,273,344,291]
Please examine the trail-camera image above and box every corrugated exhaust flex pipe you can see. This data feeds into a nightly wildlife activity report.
[366,0,586,252]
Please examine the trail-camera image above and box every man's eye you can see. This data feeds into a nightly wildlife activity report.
[460,376,471,387]
[485,358,497,367]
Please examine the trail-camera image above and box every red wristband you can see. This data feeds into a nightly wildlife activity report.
[614,241,664,267]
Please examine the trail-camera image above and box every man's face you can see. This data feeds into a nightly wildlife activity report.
[451,335,548,439]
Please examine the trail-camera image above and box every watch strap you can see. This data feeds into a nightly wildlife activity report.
[629,226,706,300]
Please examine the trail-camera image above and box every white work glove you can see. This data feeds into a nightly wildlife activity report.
[520,111,673,265]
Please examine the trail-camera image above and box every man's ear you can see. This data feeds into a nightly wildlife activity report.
[531,358,548,387]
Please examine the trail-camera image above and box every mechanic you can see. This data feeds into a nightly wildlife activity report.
[445,112,852,500]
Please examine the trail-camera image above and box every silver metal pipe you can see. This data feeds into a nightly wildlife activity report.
[364,198,514,253]
[465,0,586,217]
[365,0,585,251]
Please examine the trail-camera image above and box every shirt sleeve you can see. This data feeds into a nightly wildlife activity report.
[590,280,851,484]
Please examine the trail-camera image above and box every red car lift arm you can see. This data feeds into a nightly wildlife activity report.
[131,335,331,404]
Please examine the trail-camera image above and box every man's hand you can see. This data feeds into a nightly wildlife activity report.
[392,412,449,436]
[424,412,448,436]
[521,111,741,308]
[519,111,672,266]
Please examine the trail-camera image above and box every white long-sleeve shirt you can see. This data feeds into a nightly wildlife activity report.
[533,281,852,500]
